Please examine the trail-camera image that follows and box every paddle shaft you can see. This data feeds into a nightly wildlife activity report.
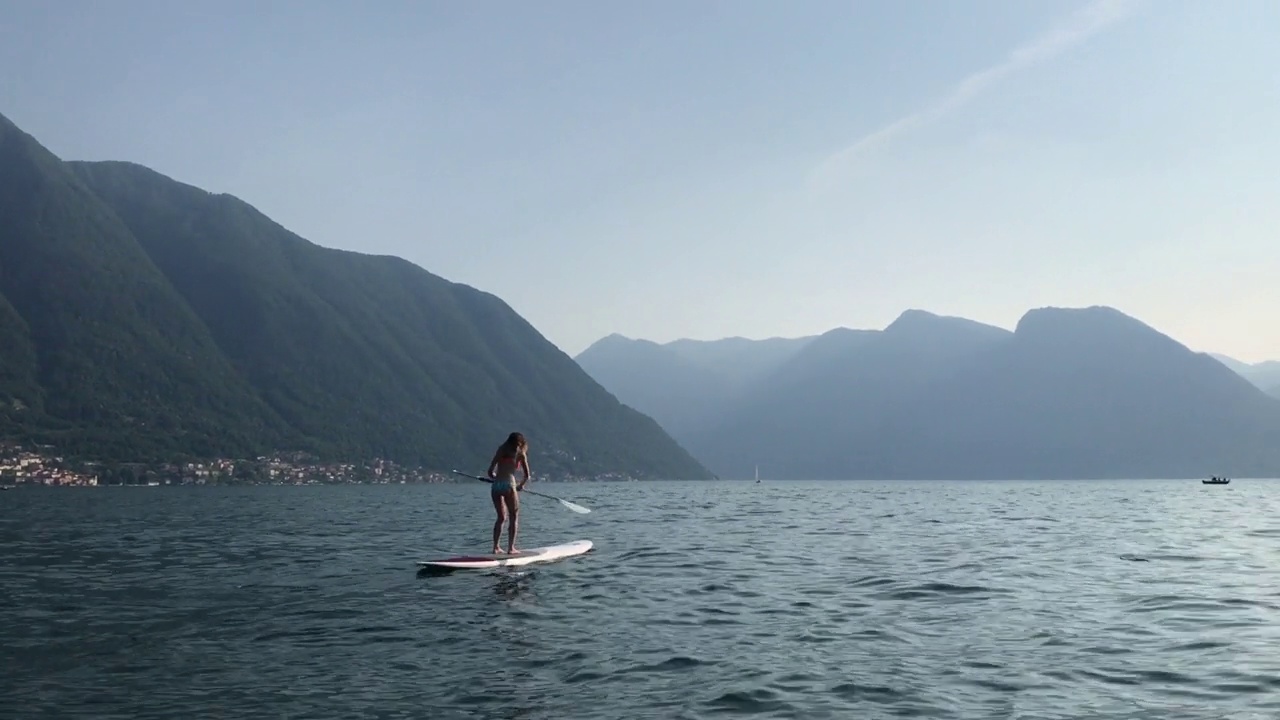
[449,470,591,513]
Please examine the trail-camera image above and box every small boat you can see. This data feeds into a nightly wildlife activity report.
[1202,476,1230,485]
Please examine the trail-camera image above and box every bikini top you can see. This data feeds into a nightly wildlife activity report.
[496,451,526,471]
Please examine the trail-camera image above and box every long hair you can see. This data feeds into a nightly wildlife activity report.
[500,432,527,455]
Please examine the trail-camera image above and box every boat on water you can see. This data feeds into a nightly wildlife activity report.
[1202,476,1230,485]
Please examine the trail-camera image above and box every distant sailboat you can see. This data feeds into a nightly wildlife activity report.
[755,465,760,484]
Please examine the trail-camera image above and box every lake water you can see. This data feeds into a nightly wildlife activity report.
[2,479,1278,719]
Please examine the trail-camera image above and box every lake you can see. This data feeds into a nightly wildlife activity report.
[2,479,1277,719]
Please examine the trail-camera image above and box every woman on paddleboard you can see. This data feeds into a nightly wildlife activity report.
[487,432,531,554]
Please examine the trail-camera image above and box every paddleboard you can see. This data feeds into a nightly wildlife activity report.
[417,539,592,570]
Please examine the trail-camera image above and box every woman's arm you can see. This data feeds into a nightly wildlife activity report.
[518,452,531,488]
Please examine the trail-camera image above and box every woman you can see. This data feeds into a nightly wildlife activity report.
[486,432,531,554]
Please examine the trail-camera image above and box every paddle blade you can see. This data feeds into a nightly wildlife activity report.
[559,499,592,514]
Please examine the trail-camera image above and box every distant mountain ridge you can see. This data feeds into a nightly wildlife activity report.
[576,308,1280,479]
[0,111,711,479]
[575,333,813,439]
[1211,354,1280,398]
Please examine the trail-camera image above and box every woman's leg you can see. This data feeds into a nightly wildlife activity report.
[491,492,506,553]
[502,490,520,553]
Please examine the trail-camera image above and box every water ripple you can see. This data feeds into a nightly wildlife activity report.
[2,479,1280,718]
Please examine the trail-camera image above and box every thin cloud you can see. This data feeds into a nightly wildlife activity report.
[810,0,1143,186]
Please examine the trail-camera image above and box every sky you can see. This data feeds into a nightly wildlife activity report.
[2,0,1277,361]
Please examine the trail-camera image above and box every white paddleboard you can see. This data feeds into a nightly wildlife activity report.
[417,539,593,569]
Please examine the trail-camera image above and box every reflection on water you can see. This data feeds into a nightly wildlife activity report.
[492,569,535,601]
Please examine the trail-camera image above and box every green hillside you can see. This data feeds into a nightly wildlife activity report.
[0,113,292,460]
[0,111,710,479]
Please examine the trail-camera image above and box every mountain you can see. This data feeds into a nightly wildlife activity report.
[662,336,817,390]
[574,335,732,440]
[886,306,1280,479]
[0,111,710,479]
[579,307,1280,479]
[1213,354,1280,395]
[682,310,1014,479]
[1211,354,1252,375]
[574,333,813,438]
[0,112,292,460]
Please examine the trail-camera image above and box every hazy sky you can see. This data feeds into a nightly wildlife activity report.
[3,0,1277,361]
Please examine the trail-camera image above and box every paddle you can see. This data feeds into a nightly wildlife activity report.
[450,470,592,514]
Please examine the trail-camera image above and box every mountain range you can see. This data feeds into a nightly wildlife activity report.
[1210,355,1280,399]
[0,111,711,479]
[576,309,1280,480]
[6,106,1275,483]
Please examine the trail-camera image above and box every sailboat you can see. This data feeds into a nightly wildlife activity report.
[755,465,760,484]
